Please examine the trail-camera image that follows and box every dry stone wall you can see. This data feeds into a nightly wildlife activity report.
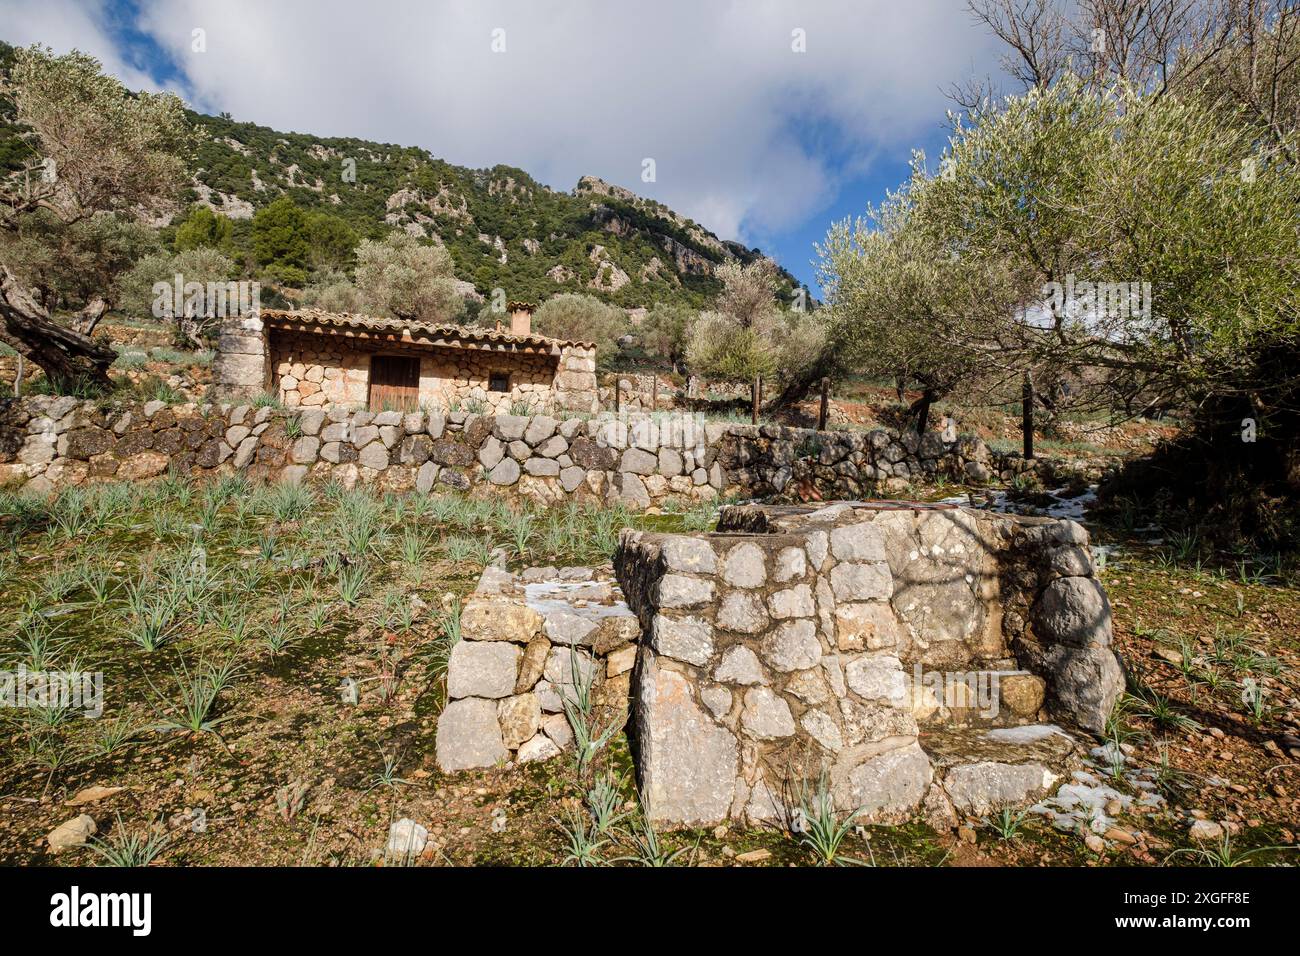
[2,396,1022,506]
[435,564,640,771]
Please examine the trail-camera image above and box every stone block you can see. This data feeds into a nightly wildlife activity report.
[447,641,520,699]
[436,698,507,771]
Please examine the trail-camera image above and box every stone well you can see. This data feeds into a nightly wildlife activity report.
[613,501,1124,827]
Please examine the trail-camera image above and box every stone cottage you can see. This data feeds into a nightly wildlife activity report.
[213,302,598,414]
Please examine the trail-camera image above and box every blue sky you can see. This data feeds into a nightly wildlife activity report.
[3,0,1007,294]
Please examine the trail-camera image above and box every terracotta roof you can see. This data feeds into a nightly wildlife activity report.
[259,308,594,351]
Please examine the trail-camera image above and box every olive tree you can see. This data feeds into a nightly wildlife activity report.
[686,258,824,413]
[531,293,626,369]
[0,45,196,390]
[116,247,237,346]
[353,231,464,324]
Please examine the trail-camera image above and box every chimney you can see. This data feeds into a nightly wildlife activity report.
[508,301,534,336]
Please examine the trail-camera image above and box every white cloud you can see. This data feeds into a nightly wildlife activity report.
[5,0,1002,248]
[2,0,166,94]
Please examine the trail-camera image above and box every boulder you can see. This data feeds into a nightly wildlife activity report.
[46,814,97,853]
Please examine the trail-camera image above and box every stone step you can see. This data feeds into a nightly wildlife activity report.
[920,724,1084,821]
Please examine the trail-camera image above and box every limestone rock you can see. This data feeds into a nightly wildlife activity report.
[740,687,795,739]
[461,598,543,642]
[517,733,562,763]
[829,562,893,602]
[760,619,821,672]
[830,521,887,562]
[834,602,899,651]
[620,447,657,475]
[436,698,507,771]
[714,645,765,685]
[1041,645,1123,734]
[606,643,638,677]
[387,818,428,856]
[514,635,551,693]
[844,654,907,704]
[717,590,768,634]
[660,537,718,574]
[1034,577,1113,646]
[447,641,520,699]
[701,684,733,719]
[488,457,521,485]
[999,673,1047,718]
[721,542,766,588]
[498,693,542,749]
[801,709,844,752]
[921,784,959,831]
[768,583,814,619]
[655,574,714,608]
[942,761,1058,815]
[650,614,714,666]
[544,608,599,647]
[636,655,738,826]
[47,814,97,853]
[832,741,932,821]
[542,713,574,749]
[773,546,806,582]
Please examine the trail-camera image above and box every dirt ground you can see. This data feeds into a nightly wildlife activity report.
[2,466,1296,867]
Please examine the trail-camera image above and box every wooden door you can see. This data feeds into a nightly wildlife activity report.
[367,354,421,411]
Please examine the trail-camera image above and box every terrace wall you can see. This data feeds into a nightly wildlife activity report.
[1,395,1053,507]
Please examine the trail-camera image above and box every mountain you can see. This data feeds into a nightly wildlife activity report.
[183,111,806,310]
[0,38,807,311]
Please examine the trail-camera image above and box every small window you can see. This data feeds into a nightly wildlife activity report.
[488,372,510,393]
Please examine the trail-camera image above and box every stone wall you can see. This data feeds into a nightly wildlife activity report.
[435,564,640,771]
[716,503,1123,733]
[267,330,564,414]
[212,314,270,400]
[212,315,600,416]
[1,396,1036,509]
[612,502,1123,827]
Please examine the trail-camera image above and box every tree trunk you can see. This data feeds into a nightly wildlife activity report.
[1022,371,1035,459]
[770,349,837,410]
[0,264,116,393]
[817,376,830,430]
[69,297,108,336]
[751,374,761,425]
[911,387,936,435]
